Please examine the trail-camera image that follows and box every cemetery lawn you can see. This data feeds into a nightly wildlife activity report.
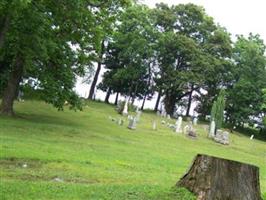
[0,100,265,200]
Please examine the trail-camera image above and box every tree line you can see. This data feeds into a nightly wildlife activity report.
[0,1,265,128]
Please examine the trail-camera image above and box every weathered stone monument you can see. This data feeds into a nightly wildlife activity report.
[209,120,215,138]
[152,120,157,130]
[193,117,198,125]
[128,116,136,130]
[177,154,261,200]
[175,116,182,133]
[122,99,129,116]
[214,130,229,145]
[136,110,142,122]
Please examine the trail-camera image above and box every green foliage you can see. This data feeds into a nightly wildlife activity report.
[211,90,226,129]
[0,100,265,199]
[100,5,156,99]
[152,3,232,114]
[227,34,266,125]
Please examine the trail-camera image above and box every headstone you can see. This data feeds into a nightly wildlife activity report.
[128,116,137,130]
[136,111,142,122]
[117,118,124,126]
[193,117,198,125]
[250,135,254,140]
[167,114,171,120]
[175,116,183,133]
[152,120,157,130]
[214,130,229,145]
[209,120,215,138]
[122,99,129,116]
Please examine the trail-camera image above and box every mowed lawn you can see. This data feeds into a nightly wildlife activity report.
[0,100,265,200]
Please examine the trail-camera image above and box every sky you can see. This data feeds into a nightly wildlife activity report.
[141,0,266,42]
[75,0,266,111]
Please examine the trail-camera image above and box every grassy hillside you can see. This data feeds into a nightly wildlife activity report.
[0,100,265,200]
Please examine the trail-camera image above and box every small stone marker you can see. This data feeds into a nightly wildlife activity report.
[250,134,254,140]
[152,120,157,130]
[209,120,215,138]
[136,110,142,122]
[122,99,129,116]
[117,118,124,126]
[175,116,182,133]
[214,130,229,145]
[128,116,137,130]
[167,114,171,120]
[193,117,198,125]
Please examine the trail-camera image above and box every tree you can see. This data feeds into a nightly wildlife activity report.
[86,0,131,100]
[226,34,266,125]
[211,90,226,131]
[0,0,97,115]
[153,3,232,115]
[99,5,156,104]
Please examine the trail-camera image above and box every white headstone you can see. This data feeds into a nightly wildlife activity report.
[152,120,157,130]
[209,120,215,138]
[193,117,198,125]
[250,135,254,140]
[122,99,129,116]
[128,117,136,130]
[175,116,182,133]
[136,111,142,122]
[167,114,171,120]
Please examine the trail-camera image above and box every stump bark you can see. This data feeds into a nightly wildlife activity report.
[177,154,261,200]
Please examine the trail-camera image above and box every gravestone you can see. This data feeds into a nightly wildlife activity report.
[128,116,137,130]
[136,111,142,122]
[152,120,157,130]
[214,130,229,145]
[167,114,171,120]
[117,118,124,126]
[193,117,198,125]
[175,116,182,133]
[122,99,129,116]
[250,135,254,140]
[209,120,215,138]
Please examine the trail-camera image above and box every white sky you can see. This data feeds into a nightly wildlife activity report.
[141,0,266,42]
[76,0,266,111]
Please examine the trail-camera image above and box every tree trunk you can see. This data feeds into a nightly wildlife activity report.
[177,154,262,200]
[104,88,111,104]
[154,90,161,111]
[88,40,104,100]
[141,94,146,110]
[114,92,119,105]
[0,57,23,116]
[164,91,176,115]
[0,14,10,49]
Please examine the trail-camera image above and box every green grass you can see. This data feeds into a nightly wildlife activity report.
[0,100,265,199]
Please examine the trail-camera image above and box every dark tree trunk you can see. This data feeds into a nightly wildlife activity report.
[154,90,161,111]
[164,92,176,115]
[141,94,146,110]
[0,57,23,116]
[186,85,194,117]
[114,92,119,105]
[88,40,105,100]
[0,15,10,49]
[177,154,262,200]
[104,88,111,104]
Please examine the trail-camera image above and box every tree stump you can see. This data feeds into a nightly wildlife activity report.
[177,154,261,200]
